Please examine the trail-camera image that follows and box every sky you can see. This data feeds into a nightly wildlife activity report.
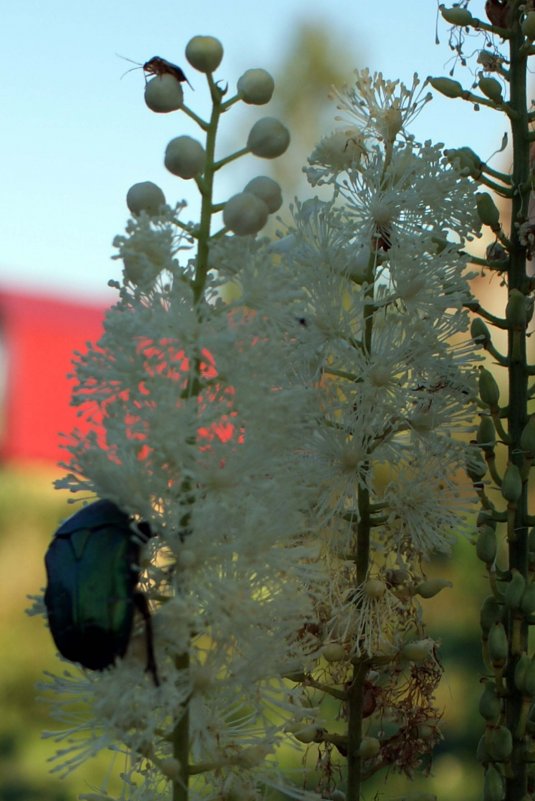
[0,0,508,302]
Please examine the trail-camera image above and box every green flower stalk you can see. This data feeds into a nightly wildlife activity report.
[436,2,535,798]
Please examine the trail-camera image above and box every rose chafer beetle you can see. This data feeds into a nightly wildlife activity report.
[44,499,159,684]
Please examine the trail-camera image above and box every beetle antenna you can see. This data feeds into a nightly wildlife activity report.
[116,53,144,79]
[116,52,143,66]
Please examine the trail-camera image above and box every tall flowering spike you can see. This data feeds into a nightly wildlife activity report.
[42,36,321,801]
[276,67,479,799]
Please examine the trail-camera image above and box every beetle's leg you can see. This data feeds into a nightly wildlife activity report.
[133,591,160,686]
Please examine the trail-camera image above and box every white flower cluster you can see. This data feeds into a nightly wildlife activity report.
[53,231,322,794]
[281,70,480,661]
[43,63,481,798]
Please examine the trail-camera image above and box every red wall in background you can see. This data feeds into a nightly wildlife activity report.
[0,287,107,465]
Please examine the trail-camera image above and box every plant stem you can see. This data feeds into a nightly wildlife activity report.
[504,6,530,798]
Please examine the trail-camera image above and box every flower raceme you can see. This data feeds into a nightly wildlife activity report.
[39,50,480,801]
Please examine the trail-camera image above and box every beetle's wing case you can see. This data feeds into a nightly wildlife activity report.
[44,500,142,671]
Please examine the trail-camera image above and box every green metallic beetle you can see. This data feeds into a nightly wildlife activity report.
[44,499,159,684]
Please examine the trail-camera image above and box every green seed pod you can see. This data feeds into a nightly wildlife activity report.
[441,6,473,25]
[478,77,504,103]
[484,764,505,801]
[501,464,522,503]
[471,317,491,347]
[477,192,500,228]
[488,622,508,668]
[521,417,535,454]
[477,417,496,450]
[445,146,483,178]
[521,582,535,615]
[479,681,502,722]
[479,368,500,407]
[504,568,526,610]
[506,288,530,328]
[515,653,530,694]
[486,725,513,761]
[428,77,464,99]
[480,595,504,633]
[476,527,497,565]
[414,578,453,598]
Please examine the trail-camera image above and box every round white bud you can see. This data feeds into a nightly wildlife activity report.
[126,182,166,216]
[247,117,290,158]
[243,176,282,213]
[165,136,206,179]
[144,74,184,113]
[237,68,275,105]
[185,36,223,73]
[223,192,269,236]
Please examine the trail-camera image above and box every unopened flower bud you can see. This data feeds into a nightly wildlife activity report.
[522,12,535,40]
[485,725,513,761]
[501,463,522,503]
[358,736,380,759]
[292,724,320,744]
[521,418,535,454]
[223,192,269,235]
[479,367,500,407]
[477,733,490,764]
[521,582,535,615]
[282,669,307,683]
[506,288,531,328]
[237,68,275,105]
[488,622,508,668]
[441,6,473,25]
[414,579,452,598]
[247,117,290,158]
[159,758,182,780]
[244,176,282,213]
[165,136,206,179]
[477,416,496,451]
[467,452,487,482]
[476,527,497,565]
[480,596,504,634]
[401,639,434,663]
[445,146,482,178]
[504,568,526,610]
[484,764,504,801]
[479,77,503,103]
[322,643,347,663]
[479,680,502,722]
[145,75,184,113]
[515,653,530,693]
[428,76,464,99]
[126,181,166,216]
[477,192,500,228]
[364,579,386,599]
[524,657,535,696]
[471,317,491,346]
[185,35,223,73]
